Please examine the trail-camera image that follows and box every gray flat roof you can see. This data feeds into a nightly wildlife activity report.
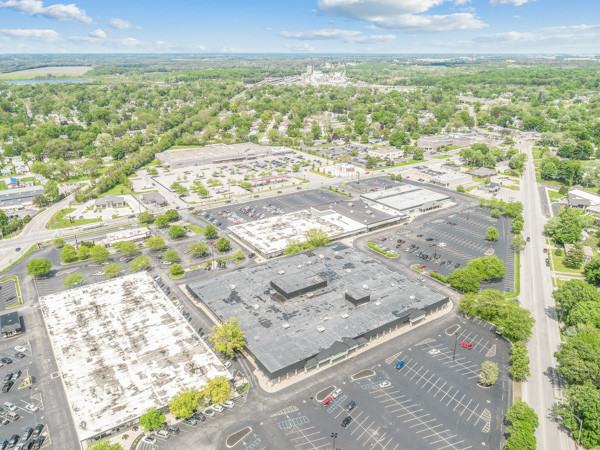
[187,243,448,379]
[311,199,403,226]
[361,184,451,212]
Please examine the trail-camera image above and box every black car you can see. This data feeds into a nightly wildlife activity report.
[454,263,461,268]
[0,440,6,450]
[11,370,22,382]
[345,401,356,412]
[165,425,180,435]
[32,424,44,439]
[1,358,12,365]
[8,435,19,447]
[23,427,33,441]
[3,373,12,383]
[2,382,13,393]
[192,412,206,421]
[33,436,45,449]
[341,416,353,427]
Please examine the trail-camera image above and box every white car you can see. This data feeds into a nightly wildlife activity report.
[212,404,224,412]
[142,436,157,444]
[222,400,234,409]
[331,388,343,399]
[224,361,232,369]
[3,402,17,411]
[14,346,27,353]
[25,403,38,413]
[428,349,440,355]
[378,381,391,388]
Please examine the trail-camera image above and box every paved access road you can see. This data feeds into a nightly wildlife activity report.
[520,140,574,450]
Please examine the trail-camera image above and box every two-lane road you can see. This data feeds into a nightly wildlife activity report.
[520,140,574,450]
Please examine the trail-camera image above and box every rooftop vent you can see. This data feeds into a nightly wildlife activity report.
[319,254,325,259]
[317,326,325,333]
[341,313,349,319]
[278,270,285,275]
[346,269,351,273]
[230,284,236,290]
[409,295,416,301]
[375,301,382,306]
[334,252,339,256]
[253,304,260,310]
[282,323,290,329]
[297,265,302,269]
[362,284,369,290]
[307,292,314,298]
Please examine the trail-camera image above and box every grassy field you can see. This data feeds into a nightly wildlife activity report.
[547,190,564,200]
[309,169,334,178]
[99,184,134,197]
[47,207,102,229]
[188,224,205,234]
[0,180,6,191]
[551,253,584,275]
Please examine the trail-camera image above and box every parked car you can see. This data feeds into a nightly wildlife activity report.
[155,430,170,439]
[14,353,25,359]
[2,382,13,393]
[3,402,17,412]
[141,436,156,444]
[345,401,356,412]
[11,371,22,382]
[203,409,215,417]
[25,404,38,413]
[222,400,234,409]
[192,412,206,421]
[212,404,224,413]
[1,358,12,365]
[165,425,180,435]
[32,437,45,450]
[183,417,197,426]
[323,396,333,406]
[14,346,27,353]
[395,361,405,370]
[3,374,12,383]
[331,388,343,399]
[22,428,33,441]
[459,341,472,350]
[341,416,353,427]
[31,425,44,438]
[378,381,391,388]
[428,349,440,355]
[8,435,19,448]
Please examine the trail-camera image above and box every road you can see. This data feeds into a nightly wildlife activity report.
[520,140,574,450]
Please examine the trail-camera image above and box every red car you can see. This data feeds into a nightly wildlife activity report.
[543,248,547,253]
[459,341,472,350]
[418,265,426,269]
[323,397,333,406]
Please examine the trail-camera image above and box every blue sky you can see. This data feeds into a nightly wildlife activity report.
[0,0,599,54]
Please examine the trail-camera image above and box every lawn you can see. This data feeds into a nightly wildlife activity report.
[547,190,564,200]
[551,253,584,275]
[47,207,102,229]
[100,183,134,197]
[188,224,205,234]
[0,180,6,191]
[309,169,334,178]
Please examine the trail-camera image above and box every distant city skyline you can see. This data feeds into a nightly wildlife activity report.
[0,0,599,54]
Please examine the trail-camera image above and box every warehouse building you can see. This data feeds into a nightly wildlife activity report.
[187,243,448,382]
[430,172,472,188]
[39,273,230,444]
[156,143,294,169]
[0,185,44,208]
[361,184,452,215]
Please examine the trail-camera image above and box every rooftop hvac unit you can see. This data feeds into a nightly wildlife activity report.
[307,292,314,298]
[362,284,369,290]
[334,252,339,256]
[230,284,236,290]
[409,295,415,301]
[298,265,303,269]
[346,269,351,273]
[349,203,353,206]
[279,270,285,275]
[319,254,325,259]
[282,323,290,329]
[317,326,325,332]
[341,313,349,319]
[253,304,260,310]
[375,301,382,306]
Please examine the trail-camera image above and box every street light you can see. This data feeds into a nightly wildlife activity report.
[331,432,337,449]
[452,334,459,362]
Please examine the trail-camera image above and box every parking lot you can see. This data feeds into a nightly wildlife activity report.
[202,189,344,230]
[0,279,19,311]
[0,336,51,449]
[369,205,515,293]
[344,176,401,194]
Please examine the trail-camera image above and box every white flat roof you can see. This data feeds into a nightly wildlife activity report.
[40,272,229,442]
[431,172,471,183]
[361,185,451,212]
[570,189,600,206]
[230,210,365,256]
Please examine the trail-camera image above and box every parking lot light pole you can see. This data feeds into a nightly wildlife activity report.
[331,432,337,449]
[452,335,459,361]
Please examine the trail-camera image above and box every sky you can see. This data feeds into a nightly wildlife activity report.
[0,0,599,54]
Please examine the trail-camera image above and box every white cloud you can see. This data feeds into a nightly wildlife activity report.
[489,0,535,6]
[0,0,92,23]
[512,15,521,19]
[109,17,141,30]
[316,0,486,32]
[279,27,396,44]
[285,42,316,53]
[1,28,60,42]
[279,28,362,40]
[88,28,106,39]
[454,0,471,5]
[541,24,600,32]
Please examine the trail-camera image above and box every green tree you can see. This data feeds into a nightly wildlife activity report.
[138,407,165,432]
[234,249,244,261]
[53,238,65,248]
[189,242,209,258]
[479,361,498,386]
[511,219,524,234]
[509,341,531,381]
[77,245,90,260]
[504,402,538,450]
[567,301,600,328]
[469,255,505,281]
[165,209,179,221]
[129,255,150,272]
[216,237,231,252]
[204,224,218,239]
[164,249,180,263]
[63,273,83,288]
[456,185,465,193]
[114,241,140,257]
[210,317,245,358]
[584,258,600,285]
[553,279,600,320]
[43,180,60,202]
[169,225,186,239]
[146,236,166,251]
[555,325,600,387]
[486,226,499,241]
[103,263,122,278]
[413,148,424,160]
[304,228,330,248]
[170,263,184,277]
[90,244,110,263]
[154,215,169,228]
[564,244,584,269]
[448,266,481,293]
[26,258,51,278]
[60,244,77,263]
[169,387,201,419]
[544,207,584,244]
[491,209,501,218]
[89,439,123,450]
[200,376,231,405]
[137,212,154,224]
[553,383,600,448]
[511,235,527,252]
